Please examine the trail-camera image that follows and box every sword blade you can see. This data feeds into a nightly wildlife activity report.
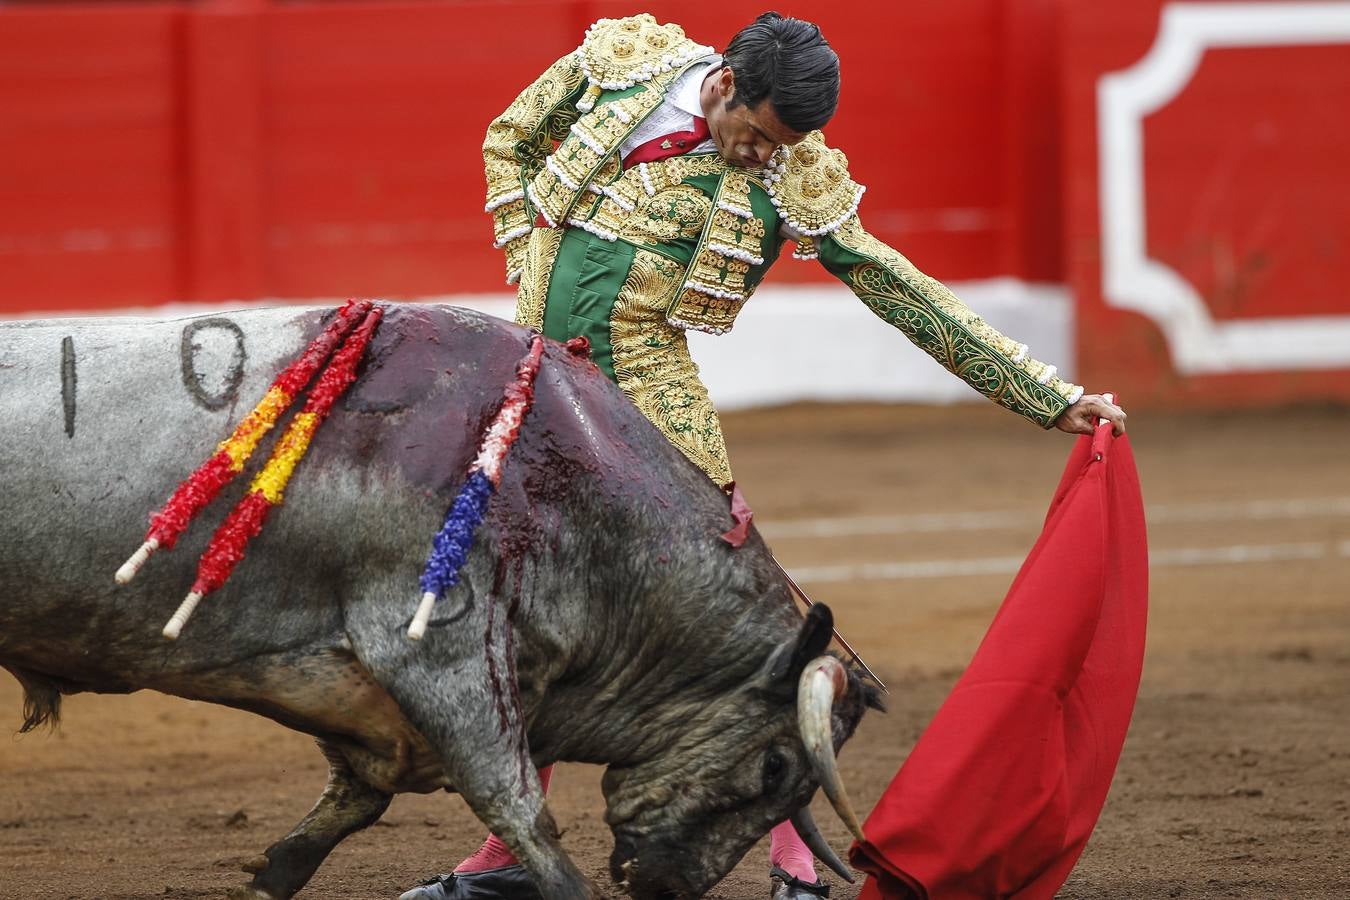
[772,555,888,693]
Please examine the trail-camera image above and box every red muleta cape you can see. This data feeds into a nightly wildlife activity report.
[849,418,1148,899]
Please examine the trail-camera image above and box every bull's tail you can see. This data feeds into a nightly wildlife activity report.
[7,667,62,732]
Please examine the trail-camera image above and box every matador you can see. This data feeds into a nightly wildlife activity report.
[403,11,1126,900]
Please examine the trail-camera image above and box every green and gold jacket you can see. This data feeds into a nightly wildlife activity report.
[485,14,1083,485]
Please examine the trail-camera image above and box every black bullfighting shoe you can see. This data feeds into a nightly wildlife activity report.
[769,865,831,899]
[398,865,543,900]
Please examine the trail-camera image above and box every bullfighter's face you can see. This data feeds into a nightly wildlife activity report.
[700,66,809,169]
[599,645,875,899]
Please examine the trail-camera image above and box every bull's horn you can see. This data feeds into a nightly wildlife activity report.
[797,655,866,843]
[790,806,855,884]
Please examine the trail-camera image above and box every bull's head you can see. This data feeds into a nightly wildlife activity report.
[600,603,881,899]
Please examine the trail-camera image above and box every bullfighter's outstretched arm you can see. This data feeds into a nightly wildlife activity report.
[482,51,587,285]
[770,133,1085,429]
[816,217,1083,428]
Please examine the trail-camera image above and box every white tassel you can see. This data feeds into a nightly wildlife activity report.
[115,538,159,585]
[408,592,438,640]
[162,591,203,640]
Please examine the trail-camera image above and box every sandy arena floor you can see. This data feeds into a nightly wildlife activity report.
[3,403,1349,899]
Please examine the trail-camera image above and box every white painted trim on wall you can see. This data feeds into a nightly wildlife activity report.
[1097,2,1350,374]
[415,281,1074,411]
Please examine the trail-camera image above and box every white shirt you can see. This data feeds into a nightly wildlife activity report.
[618,58,720,161]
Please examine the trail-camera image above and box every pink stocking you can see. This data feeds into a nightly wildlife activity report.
[769,819,819,884]
[453,765,554,873]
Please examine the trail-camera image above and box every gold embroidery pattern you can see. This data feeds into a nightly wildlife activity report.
[593,154,623,188]
[513,227,565,331]
[503,238,531,285]
[611,250,732,485]
[483,52,585,208]
[489,197,533,284]
[666,172,771,335]
[769,132,865,237]
[626,184,711,243]
[642,154,728,187]
[483,52,586,281]
[792,234,819,260]
[569,153,729,248]
[528,89,667,228]
[708,186,766,265]
[577,15,714,111]
[832,217,1081,426]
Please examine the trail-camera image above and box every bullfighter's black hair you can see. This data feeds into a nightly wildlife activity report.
[721,11,840,133]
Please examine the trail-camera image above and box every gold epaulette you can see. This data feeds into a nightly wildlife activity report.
[576,14,714,111]
[766,132,866,250]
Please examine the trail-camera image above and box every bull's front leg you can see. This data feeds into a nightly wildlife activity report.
[386,672,592,899]
[347,590,596,900]
[229,740,391,900]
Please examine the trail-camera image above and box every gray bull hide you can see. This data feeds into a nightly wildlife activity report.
[0,304,877,899]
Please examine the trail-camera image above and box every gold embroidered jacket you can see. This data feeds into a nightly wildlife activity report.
[484,14,1083,485]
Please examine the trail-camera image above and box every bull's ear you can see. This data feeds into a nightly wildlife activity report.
[768,604,834,685]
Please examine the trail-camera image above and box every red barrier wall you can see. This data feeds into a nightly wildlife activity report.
[1060,0,1350,405]
[5,1,1349,408]
[0,6,185,309]
[0,0,1057,311]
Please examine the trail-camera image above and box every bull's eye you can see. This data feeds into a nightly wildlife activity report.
[763,748,787,793]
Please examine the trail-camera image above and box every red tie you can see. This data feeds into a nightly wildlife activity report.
[623,116,711,166]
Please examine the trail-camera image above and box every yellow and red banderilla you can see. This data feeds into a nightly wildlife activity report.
[113,299,384,640]
[116,299,376,585]
[161,304,383,639]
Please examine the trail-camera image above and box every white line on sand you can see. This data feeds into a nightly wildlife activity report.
[758,496,1350,540]
[786,541,1340,584]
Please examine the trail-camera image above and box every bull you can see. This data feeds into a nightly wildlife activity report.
[0,304,879,899]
